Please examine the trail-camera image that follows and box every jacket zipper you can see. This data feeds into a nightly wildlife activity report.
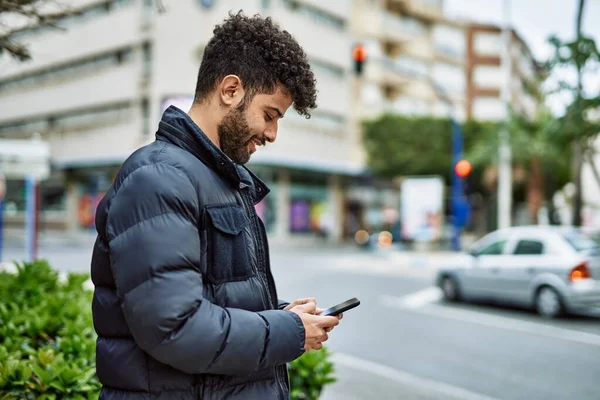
[240,190,286,399]
[240,191,272,309]
[254,203,287,399]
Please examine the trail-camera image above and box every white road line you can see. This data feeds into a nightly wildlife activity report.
[380,291,600,347]
[332,352,499,400]
[382,287,443,309]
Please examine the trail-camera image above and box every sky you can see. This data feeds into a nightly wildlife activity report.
[443,0,600,115]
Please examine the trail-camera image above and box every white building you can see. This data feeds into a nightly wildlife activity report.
[465,24,543,122]
[0,0,363,242]
[352,0,467,122]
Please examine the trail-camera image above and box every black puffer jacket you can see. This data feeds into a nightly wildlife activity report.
[91,106,305,399]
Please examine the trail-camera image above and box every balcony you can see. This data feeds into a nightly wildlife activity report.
[357,7,427,43]
[365,55,425,86]
[0,61,141,122]
[0,2,141,80]
[388,0,444,21]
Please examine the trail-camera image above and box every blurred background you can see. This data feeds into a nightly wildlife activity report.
[1,0,600,399]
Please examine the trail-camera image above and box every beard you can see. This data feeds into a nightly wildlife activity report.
[217,104,254,165]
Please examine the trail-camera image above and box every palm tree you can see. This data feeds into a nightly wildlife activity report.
[466,108,565,225]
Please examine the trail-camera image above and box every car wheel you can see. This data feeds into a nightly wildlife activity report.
[535,286,563,318]
[441,276,460,302]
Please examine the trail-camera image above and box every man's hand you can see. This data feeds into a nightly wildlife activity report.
[316,308,343,332]
[289,302,340,352]
[283,297,317,311]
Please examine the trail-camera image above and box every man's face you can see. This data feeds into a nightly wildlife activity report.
[218,85,292,164]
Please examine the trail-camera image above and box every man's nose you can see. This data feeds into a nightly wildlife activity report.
[265,128,277,143]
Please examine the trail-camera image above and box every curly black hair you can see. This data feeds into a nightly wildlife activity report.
[194,11,317,118]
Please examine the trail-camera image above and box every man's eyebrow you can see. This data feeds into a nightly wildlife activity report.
[267,106,284,118]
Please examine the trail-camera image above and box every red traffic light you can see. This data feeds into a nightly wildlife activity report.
[454,160,472,178]
[352,44,367,62]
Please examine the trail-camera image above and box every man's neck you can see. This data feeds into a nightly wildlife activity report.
[187,101,222,149]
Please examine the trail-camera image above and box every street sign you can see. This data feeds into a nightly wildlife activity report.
[0,138,51,180]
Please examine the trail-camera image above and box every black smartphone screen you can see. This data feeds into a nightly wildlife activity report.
[321,297,360,316]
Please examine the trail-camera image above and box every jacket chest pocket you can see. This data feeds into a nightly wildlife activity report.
[204,204,254,284]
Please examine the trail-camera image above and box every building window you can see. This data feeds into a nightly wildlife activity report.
[474,32,502,56]
[281,0,345,30]
[432,62,465,94]
[0,103,133,137]
[394,56,429,78]
[11,0,134,40]
[141,98,150,137]
[473,65,504,89]
[433,24,465,58]
[142,41,152,78]
[0,47,134,93]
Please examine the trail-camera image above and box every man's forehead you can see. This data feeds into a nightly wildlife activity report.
[255,87,292,111]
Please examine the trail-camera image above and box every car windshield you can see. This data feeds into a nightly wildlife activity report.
[562,232,600,252]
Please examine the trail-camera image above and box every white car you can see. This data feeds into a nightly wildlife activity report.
[436,226,600,318]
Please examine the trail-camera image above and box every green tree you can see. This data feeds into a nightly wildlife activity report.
[466,108,570,224]
[546,0,600,226]
[361,114,493,181]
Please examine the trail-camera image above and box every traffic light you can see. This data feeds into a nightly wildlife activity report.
[352,43,367,76]
[454,159,472,178]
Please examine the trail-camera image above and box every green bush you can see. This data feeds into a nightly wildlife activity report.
[289,347,337,400]
[0,261,99,400]
[0,260,337,399]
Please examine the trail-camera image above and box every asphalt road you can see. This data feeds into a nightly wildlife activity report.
[3,239,600,400]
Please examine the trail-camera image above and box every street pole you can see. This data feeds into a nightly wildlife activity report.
[451,117,464,251]
[497,0,512,230]
[25,176,37,263]
[0,173,5,263]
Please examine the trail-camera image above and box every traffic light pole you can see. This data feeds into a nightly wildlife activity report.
[451,119,464,251]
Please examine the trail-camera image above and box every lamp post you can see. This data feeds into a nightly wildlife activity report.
[498,0,513,230]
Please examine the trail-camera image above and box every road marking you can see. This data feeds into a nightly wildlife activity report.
[332,352,499,400]
[380,291,600,347]
[382,287,443,309]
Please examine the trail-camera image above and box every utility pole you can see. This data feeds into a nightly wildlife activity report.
[497,0,512,230]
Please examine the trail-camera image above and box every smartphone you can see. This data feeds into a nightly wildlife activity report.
[320,297,360,317]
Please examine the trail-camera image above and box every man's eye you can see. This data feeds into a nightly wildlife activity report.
[265,113,273,121]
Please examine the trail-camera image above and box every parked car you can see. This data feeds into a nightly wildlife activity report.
[436,226,600,318]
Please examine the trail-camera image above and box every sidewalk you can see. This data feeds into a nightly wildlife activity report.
[1,227,98,248]
[321,360,462,400]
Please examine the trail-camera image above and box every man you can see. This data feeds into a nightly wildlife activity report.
[90,11,342,400]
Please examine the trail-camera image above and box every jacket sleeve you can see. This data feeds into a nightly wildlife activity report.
[278,299,290,310]
[106,163,305,375]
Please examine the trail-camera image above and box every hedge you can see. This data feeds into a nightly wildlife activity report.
[0,261,336,399]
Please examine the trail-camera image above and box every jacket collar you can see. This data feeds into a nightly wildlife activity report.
[155,106,270,204]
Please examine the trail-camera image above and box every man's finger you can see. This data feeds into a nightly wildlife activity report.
[294,301,316,314]
[317,315,340,328]
[295,297,316,305]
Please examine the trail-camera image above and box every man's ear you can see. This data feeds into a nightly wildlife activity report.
[218,75,245,108]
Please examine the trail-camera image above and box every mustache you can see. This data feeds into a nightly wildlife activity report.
[250,136,266,146]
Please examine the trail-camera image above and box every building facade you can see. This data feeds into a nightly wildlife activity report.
[0,0,363,242]
[465,23,543,122]
[352,0,467,122]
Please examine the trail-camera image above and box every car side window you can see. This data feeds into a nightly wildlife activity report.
[477,240,507,256]
[513,239,545,255]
